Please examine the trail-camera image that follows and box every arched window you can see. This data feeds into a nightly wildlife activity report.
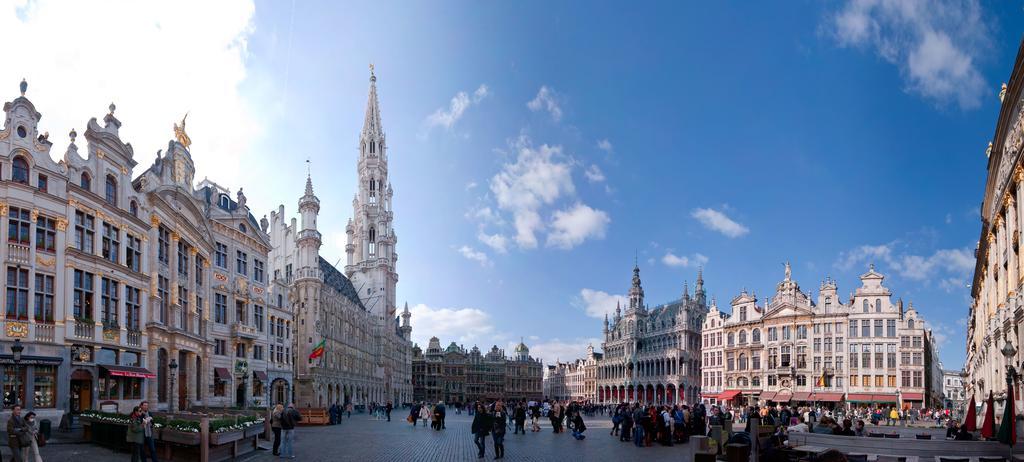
[129,200,138,217]
[875,298,881,313]
[739,306,747,322]
[739,330,747,344]
[752,328,761,343]
[752,376,761,387]
[80,172,91,190]
[368,227,376,255]
[908,319,915,329]
[738,353,748,370]
[219,194,230,209]
[369,177,377,203]
[824,297,831,311]
[370,141,375,154]
[105,175,117,205]
[862,299,868,313]
[11,155,29,184]
[239,223,247,233]
[727,333,734,346]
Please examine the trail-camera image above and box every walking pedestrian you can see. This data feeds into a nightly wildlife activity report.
[279,403,302,459]
[127,407,144,462]
[139,401,158,462]
[7,404,27,462]
[420,402,432,427]
[472,404,492,459]
[409,403,419,427]
[492,402,507,459]
[386,401,393,422]
[513,402,526,434]
[271,404,284,456]
[435,401,446,430]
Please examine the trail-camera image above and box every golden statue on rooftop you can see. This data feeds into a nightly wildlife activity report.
[174,113,191,149]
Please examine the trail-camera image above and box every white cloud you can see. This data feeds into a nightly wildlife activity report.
[827,0,991,109]
[835,242,974,282]
[924,320,954,347]
[576,288,627,319]
[457,245,491,267]
[597,139,613,153]
[477,231,509,254]
[691,207,750,238]
[547,203,610,250]
[425,83,489,130]
[465,181,478,191]
[489,140,575,248]
[527,85,563,122]
[0,0,258,189]
[662,251,709,268]
[408,303,496,348]
[584,164,605,183]
[529,337,602,364]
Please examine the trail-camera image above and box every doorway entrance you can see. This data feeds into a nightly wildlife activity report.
[236,382,246,408]
[70,369,93,413]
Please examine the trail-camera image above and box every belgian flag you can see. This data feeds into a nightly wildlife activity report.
[309,339,326,360]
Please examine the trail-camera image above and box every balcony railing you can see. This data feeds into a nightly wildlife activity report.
[74,320,95,340]
[232,322,259,340]
[127,330,142,347]
[33,323,55,343]
[6,243,30,265]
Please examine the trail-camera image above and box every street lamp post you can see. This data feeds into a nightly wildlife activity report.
[11,339,24,407]
[961,368,970,420]
[169,359,178,413]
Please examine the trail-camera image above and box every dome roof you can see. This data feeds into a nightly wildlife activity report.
[515,339,529,353]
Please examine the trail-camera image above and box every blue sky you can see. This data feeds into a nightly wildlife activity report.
[6,0,1023,369]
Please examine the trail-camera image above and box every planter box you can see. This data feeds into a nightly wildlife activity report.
[243,424,263,438]
[160,428,201,445]
[209,429,243,445]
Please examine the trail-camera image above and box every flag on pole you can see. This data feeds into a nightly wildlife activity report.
[309,339,326,360]
[997,383,1016,446]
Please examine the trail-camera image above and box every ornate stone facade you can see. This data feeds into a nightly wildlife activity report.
[0,81,280,422]
[701,264,938,408]
[412,337,542,404]
[593,264,707,405]
[268,69,412,408]
[966,40,1024,412]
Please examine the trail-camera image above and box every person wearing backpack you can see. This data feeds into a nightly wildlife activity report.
[279,403,302,459]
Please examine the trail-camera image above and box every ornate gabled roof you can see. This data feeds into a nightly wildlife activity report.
[318,256,365,310]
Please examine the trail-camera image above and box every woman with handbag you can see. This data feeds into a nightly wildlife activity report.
[126,406,144,462]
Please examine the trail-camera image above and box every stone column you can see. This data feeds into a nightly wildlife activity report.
[170,232,180,329]
[1007,194,1020,297]
[186,351,197,405]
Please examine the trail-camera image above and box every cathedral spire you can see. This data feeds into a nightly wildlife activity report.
[628,261,645,311]
[362,63,383,140]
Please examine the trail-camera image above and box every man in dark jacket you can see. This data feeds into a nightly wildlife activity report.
[386,401,393,422]
[513,403,527,434]
[571,411,587,440]
[434,401,446,430]
[472,404,491,459]
[279,403,302,459]
[7,405,26,462]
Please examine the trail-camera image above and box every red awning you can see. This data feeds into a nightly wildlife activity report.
[701,393,718,400]
[214,367,232,381]
[100,365,155,378]
[253,370,268,382]
[792,392,812,401]
[773,391,793,403]
[873,393,898,403]
[901,392,924,401]
[760,391,777,401]
[719,390,741,400]
[846,393,874,402]
[813,393,844,402]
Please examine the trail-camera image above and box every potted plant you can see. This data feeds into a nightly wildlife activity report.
[159,419,200,445]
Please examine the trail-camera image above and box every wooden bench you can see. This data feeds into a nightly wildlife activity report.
[297,408,328,425]
[788,432,1008,461]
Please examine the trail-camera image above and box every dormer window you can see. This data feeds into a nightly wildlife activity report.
[81,172,91,190]
[875,298,881,313]
[12,155,29,184]
[862,299,868,313]
[239,223,247,233]
[219,194,230,209]
[105,175,117,205]
[129,200,138,217]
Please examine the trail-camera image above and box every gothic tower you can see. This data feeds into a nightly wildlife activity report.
[345,66,399,320]
[293,173,322,402]
[628,262,644,312]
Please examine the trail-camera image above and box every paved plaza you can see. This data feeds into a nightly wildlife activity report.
[27,412,695,461]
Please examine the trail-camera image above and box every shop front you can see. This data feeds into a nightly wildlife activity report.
[0,340,68,430]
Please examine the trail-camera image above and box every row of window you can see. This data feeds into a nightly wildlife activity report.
[9,155,141,213]
[70,269,143,329]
